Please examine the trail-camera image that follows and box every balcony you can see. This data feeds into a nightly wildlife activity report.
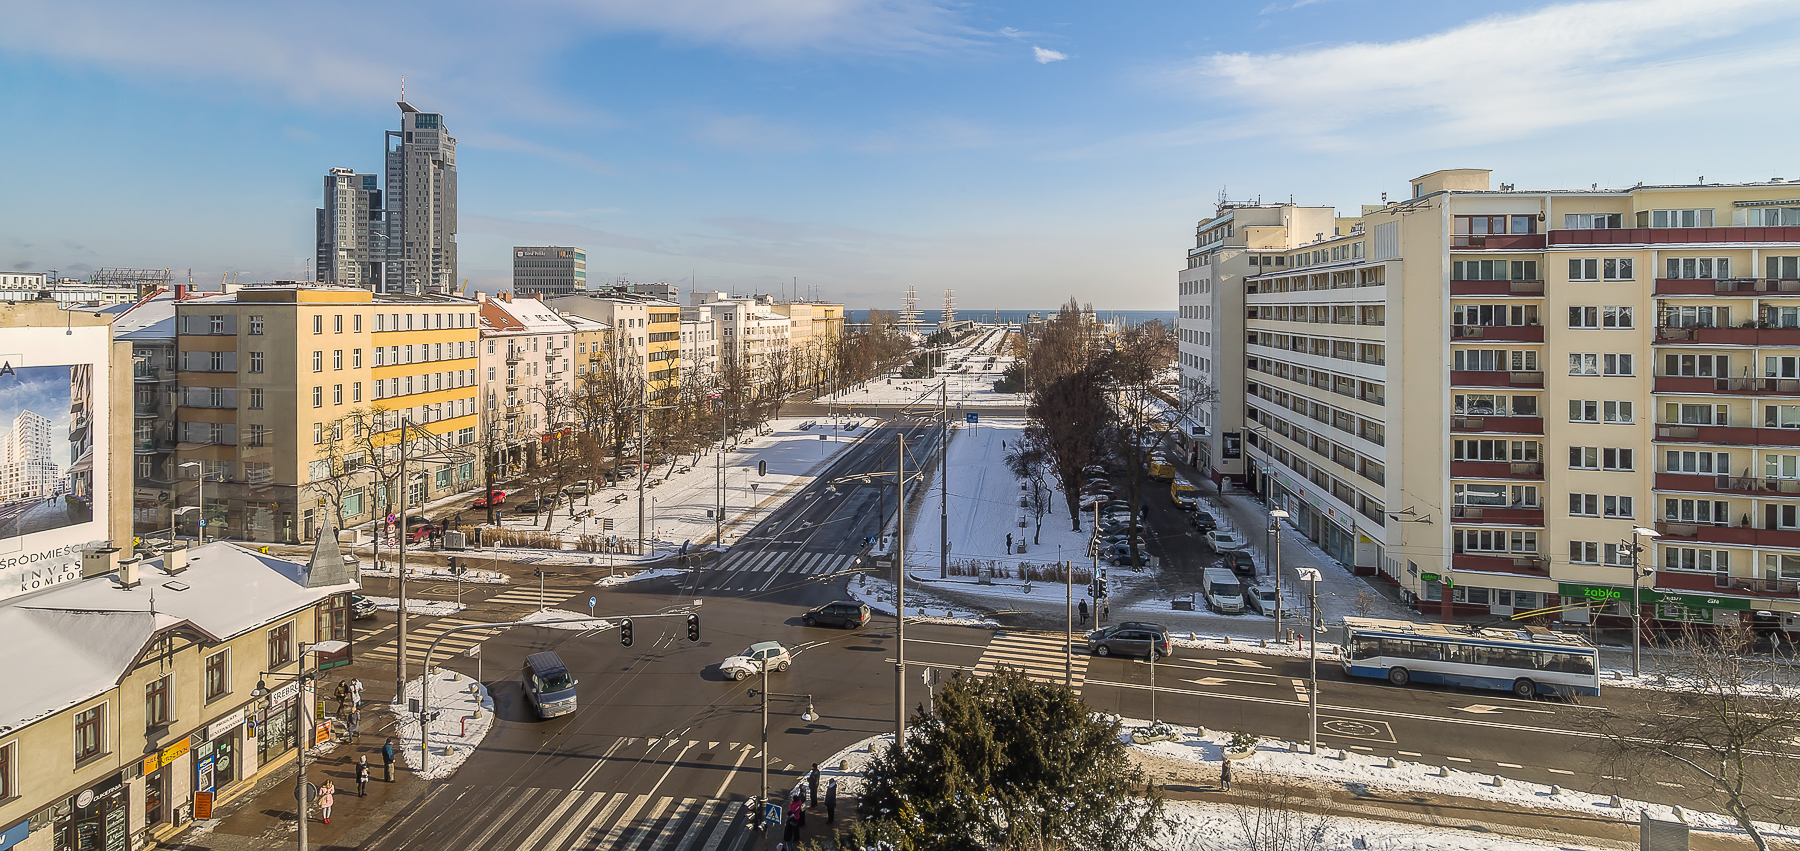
[1658,570,1800,599]
[1450,460,1544,479]
[1449,279,1544,297]
[1655,326,1800,346]
[133,368,164,383]
[1550,225,1800,246]
[1451,234,1547,250]
[1452,553,1552,577]
[1451,324,1545,343]
[1451,415,1544,435]
[1655,472,1765,495]
[1451,370,1543,389]
[505,349,523,363]
[1450,505,1545,525]
[1654,278,1762,296]
[1655,424,1800,447]
[1655,522,1800,549]
[1655,376,1800,395]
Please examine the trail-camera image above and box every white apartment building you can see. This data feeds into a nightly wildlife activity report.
[691,292,791,387]
[477,293,575,471]
[0,410,59,501]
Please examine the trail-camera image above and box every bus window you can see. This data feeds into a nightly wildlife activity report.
[1351,636,1381,661]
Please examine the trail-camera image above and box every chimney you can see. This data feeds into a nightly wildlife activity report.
[82,547,121,579]
[119,558,141,589]
[163,545,188,575]
[476,291,488,302]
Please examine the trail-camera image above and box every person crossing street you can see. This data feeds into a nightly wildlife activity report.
[1078,598,1088,626]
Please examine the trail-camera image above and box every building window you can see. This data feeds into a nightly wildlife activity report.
[248,315,264,335]
[73,705,103,763]
[1665,257,1731,280]
[145,676,171,729]
[1564,213,1623,229]
[333,384,343,405]
[249,351,264,373]
[1666,547,1731,573]
[312,351,323,372]
[312,386,323,408]
[248,425,265,447]
[1646,208,1715,228]
[353,314,363,333]
[0,740,12,801]
[353,348,362,368]
[268,622,294,669]
[313,315,323,335]
[249,387,264,410]
[1569,259,1634,281]
[208,315,225,334]
[334,314,343,333]
[353,382,362,403]
[333,350,343,370]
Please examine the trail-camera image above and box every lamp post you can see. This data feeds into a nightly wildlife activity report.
[179,461,202,542]
[1629,526,1661,677]
[751,670,815,829]
[1269,509,1289,640]
[250,639,347,851]
[1295,567,1322,754]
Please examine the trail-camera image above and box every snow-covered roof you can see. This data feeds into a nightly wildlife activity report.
[110,290,177,340]
[480,297,575,335]
[0,542,356,735]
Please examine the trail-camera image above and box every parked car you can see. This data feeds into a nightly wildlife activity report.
[1203,568,1245,614]
[1080,493,1109,509]
[351,594,378,619]
[1205,530,1246,552]
[404,523,436,544]
[565,480,596,496]
[1245,583,1281,616]
[516,494,561,514]
[802,601,871,629]
[1224,550,1256,577]
[1190,510,1218,533]
[719,641,793,681]
[471,490,506,508]
[1109,551,1149,567]
[1099,533,1146,548]
[1086,622,1171,659]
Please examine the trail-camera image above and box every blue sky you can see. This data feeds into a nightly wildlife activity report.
[3,0,1799,310]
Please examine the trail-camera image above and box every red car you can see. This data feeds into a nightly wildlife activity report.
[405,523,436,544]
[472,490,506,508]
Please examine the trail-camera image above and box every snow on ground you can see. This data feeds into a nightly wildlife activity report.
[1122,719,1800,845]
[831,326,1023,408]
[483,416,868,560]
[358,560,509,583]
[593,567,691,587]
[850,574,1000,628]
[392,668,494,781]
[517,608,615,631]
[360,595,466,616]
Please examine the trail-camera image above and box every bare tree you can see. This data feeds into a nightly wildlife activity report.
[1586,620,1800,850]
[1003,441,1054,545]
[1024,368,1109,531]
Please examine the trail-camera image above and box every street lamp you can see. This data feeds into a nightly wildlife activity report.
[179,461,203,543]
[1629,526,1661,677]
[750,673,815,830]
[1269,509,1289,640]
[1295,567,1322,755]
[249,639,348,851]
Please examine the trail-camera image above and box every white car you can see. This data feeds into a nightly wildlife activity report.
[720,641,792,681]
[1205,530,1246,551]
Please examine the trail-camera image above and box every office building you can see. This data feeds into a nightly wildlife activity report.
[512,246,587,297]
[386,102,458,294]
[315,168,383,288]
[1196,168,1800,631]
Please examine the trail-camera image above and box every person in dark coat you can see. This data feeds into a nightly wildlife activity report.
[808,764,820,807]
[1079,599,1089,626]
[825,778,838,823]
[356,756,370,796]
[1220,757,1233,791]
[382,738,396,782]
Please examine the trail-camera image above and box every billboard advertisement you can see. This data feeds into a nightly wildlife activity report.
[0,324,110,602]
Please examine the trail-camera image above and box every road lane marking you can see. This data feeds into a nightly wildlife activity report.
[697,799,738,851]
[616,796,673,850]
[712,743,755,799]
[576,737,630,791]
[1657,781,1684,788]
[646,798,701,851]
[1454,704,1554,715]
[590,794,650,850]
[1497,762,1523,769]
[1446,757,1471,763]
[1547,768,1574,775]
[642,740,699,802]
[513,789,592,851]
[1187,676,1271,688]
[1398,751,1422,757]
[460,786,545,851]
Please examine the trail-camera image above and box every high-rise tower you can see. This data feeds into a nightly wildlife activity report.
[386,102,458,294]
[315,167,383,287]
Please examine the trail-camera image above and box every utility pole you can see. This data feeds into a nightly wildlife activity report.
[1092,501,1102,624]
[395,416,412,701]
[1271,508,1288,639]
[1297,567,1321,754]
[896,433,908,746]
[940,379,948,579]
[1629,526,1661,676]
[637,394,647,556]
[1065,559,1073,686]
[716,395,724,548]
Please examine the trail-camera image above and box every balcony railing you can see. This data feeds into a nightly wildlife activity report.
[1451,415,1544,434]
[1656,424,1800,447]
[1655,326,1800,346]
[1450,460,1544,479]
[1656,522,1800,549]
[1551,225,1800,246]
[1655,472,1763,495]
[1451,553,1552,576]
[1452,324,1545,343]
[1654,376,1800,395]
[1449,279,1545,296]
[1451,234,1547,250]
[1450,505,1545,525]
[1654,278,1763,296]
[1450,371,1544,389]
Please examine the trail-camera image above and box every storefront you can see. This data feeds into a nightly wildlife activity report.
[1556,582,1752,626]
[141,735,190,832]
[50,772,129,851]
[258,681,299,767]
[201,709,247,797]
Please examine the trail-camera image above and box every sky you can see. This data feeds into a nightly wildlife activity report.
[3,0,1800,310]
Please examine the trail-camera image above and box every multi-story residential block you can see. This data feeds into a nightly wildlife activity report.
[1205,168,1800,633]
[512,246,587,297]
[0,410,57,502]
[691,293,792,389]
[546,293,682,397]
[476,293,577,472]
[315,167,383,288]
[0,541,356,850]
[768,299,845,393]
[109,289,181,534]
[679,304,722,383]
[562,312,613,382]
[172,285,480,542]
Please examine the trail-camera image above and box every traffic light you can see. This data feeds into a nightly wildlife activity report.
[686,614,700,642]
[620,618,634,647]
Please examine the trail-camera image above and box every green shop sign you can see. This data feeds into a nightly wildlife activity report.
[1557,583,1752,611]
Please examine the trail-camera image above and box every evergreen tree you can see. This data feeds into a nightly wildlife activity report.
[836,667,1165,851]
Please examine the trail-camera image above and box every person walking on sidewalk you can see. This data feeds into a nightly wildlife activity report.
[382,738,396,782]
[1079,599,1088,626]
[347,709,361,742]
[1219,758,1232,792]
[808,764,820,807]
[334,680,351,715]
[318,781,335,824]
[825,779,837,823]
[349,677,364,710]
[356,757,370,796]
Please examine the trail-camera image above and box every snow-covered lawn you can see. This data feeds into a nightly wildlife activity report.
[593,567,691,587]
[517,608,614,632]
[392,668,494,781]
[830,326,1023,408]
[358,561,509,583]
[850,574,1000,628]
[360,595,466,617]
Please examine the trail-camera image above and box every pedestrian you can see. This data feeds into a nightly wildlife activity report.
[318,780,335,824]
[1220,757,1232,792]
[347,709,361,742]
[356,757,370,796]
[792,792,806,827]
[1005,532,1012,551]
[334,680,350,715]
[349,678,364,710]
[382,737,396,782]
[1079,599,1089,626]
[825,779,837,823]
[1102,601,1110,621]
[808,764,820,807]
[782,798,801,843]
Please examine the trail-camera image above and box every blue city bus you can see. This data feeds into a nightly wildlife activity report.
[1341,617,1600,698]
[522,651,579,718]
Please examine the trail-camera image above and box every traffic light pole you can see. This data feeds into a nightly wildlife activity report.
[416,609,699,774]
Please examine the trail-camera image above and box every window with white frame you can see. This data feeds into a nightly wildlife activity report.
[1665,547,1730,573]
[1455,529,1537,554]
[1665,498,1729,524]
[1603,401,1633,423]
[1665,257,1731,279]
[1666,353,1728,377]
[1667,450,1730,474]
[1569,258,1635,281]
[1564,213,1624,229]
[1662,306,1728,329]
[1768,453,1800,479]
[1668,403,1727,425]
[1768,256,1800,280]
[1768,553,1800,580]
[1768,405,1800,429]
[1746,207,1800,226]
[1646,208,1715,228]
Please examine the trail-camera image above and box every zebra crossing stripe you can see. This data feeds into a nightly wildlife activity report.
[358,783,457,847]
[646,798,702,851]
[750,551,781,572]
[511,788,590,851]
[591,794,651,849]
[460,786,545,851]
[695,800,737,851]
[558,792,626,851]
[618,796,674,849]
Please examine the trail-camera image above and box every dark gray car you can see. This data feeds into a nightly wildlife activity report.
[802,600,871,629]
[1086,622,1172,659]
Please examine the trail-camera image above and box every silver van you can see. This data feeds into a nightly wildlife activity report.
[1202,568,1244,614]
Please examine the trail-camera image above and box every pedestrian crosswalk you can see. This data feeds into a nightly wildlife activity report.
[483,587,584,608]
[360,617,510,666]
[362,785,752,851]
[699,549,863,590]
[972,630,1089,692]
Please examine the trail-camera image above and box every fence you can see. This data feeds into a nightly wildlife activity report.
[947,558,1093,586]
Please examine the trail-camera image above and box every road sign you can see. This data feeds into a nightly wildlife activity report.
[589,596,597,609]
[198,519,207,527]
[763,802,783,826]
[603,518,614,531]
[966,413,978,423]
[758,460,767,476]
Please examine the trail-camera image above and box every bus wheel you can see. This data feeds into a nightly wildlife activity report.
[1512,678,1536,699]
[1387,667,1409,686]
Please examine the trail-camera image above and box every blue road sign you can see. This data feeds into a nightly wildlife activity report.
[966,413,978,423]
[198,519,207,527]
[764,802,784,826]
[589,596,597,608]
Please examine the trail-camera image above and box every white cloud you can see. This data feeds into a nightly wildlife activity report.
[1033,45,1069,64]
[1181,0,1800,148]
